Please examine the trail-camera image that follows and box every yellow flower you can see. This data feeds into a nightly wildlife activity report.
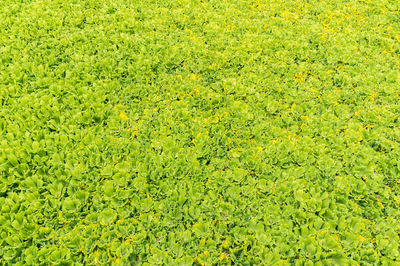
[222,240,229,249]
[119,112,128,120]
[370,92,378,102]
[358,235,367,242]
[219,253,229,261]
[393,196,399,205]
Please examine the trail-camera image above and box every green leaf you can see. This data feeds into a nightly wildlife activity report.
[99,209,117,225]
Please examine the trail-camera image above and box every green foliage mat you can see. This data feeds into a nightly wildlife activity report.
[1,0,400,264]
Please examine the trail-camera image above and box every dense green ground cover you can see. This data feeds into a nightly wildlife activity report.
[1,0,400,264]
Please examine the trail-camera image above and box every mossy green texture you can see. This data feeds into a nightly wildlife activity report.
[1,0,400,264]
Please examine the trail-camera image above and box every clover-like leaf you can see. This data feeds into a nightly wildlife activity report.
[99,209,117,225]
